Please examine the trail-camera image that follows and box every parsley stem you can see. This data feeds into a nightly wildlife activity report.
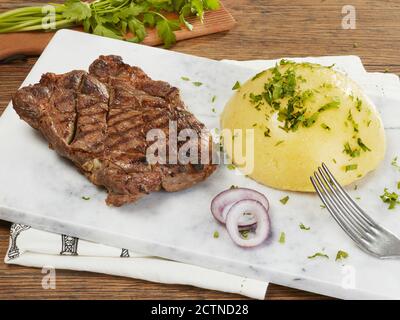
[91,0,130,12]
[148,10,169,21]
[0,19,75,32]
[22,19,76,31]
[0,7,44,19]
[0,17,46,32]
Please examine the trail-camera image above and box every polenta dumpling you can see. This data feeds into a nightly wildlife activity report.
[221,60,386,192]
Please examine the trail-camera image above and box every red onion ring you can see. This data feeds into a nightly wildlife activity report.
[211,188,270,226]
[225,199,271,247]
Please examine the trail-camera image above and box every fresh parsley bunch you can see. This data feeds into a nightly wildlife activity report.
[0,0,221,47]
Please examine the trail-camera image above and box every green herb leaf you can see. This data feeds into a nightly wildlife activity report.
[232,81,241,90]
[127,18,146,42]
[299,223,310,231]
[93,24,122,40]
[213,231,219,238]
[355,97,362,111]
[347,110,359,133]
[82,196,90,201]
[156,18,178,48]
[302,112,319,128]
[117,3,147,20]
[251,70,266,81]
[192,81,203,87]
[318,99,340,112]
[240,230,249,239]
[380,188,400,210]
[308,252,329,259]
[280,196,289,205]
[343,142,360,158]
[344,164,358,172]
[190,0,204,21]
[181,76,190,81]
[63,0,92,21]
[142,12,156,27]
[280,59,294,65]
[357,138,371,152]
[392,157,400,171]
[321,123,331,130]
[179,12,193,31]
[320,82,333,89]
[204,0,221,10]
[279,232,286,244]
[335,250,349,261]
[120,20,127,34]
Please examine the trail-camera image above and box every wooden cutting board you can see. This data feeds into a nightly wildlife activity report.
[0,3,235,61]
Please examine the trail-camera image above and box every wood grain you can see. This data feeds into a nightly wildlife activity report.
[1,0,399,300]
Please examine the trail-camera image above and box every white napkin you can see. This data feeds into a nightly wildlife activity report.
[4,56,399,300]
[4,224,268,299]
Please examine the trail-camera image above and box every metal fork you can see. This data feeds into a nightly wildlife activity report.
[310,163,400,259]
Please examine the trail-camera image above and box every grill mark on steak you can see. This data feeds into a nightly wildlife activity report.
[67,84,80,145]
[12,55,217,206]
[69,74,108,159]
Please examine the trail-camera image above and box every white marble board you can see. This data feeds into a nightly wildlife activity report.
[1,30,400,299]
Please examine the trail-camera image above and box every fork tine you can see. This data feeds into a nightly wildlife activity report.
[311,173,367,246]
[312,164,400,259]
[311,174,374,255]
[313,172,363,238]
[317,167,374,235]
[321,163,378,227]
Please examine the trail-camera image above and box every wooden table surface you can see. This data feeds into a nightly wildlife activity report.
[0,0,399,300]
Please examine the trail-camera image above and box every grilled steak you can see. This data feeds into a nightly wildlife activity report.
[13,55,216,206]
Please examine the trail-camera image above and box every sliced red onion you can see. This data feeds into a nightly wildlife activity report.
[225,199,270,247]
[211,188,269,226]
[238,223,257,232]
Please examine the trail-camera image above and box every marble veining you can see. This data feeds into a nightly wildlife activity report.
[0,30,400,299]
